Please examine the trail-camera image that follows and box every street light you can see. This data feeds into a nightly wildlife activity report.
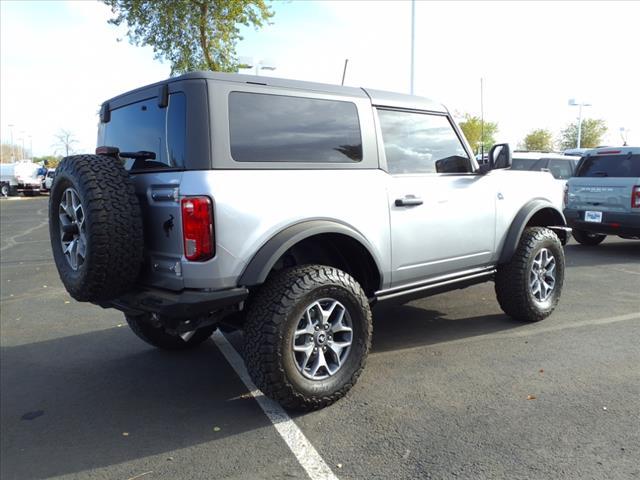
[568,98,592,148]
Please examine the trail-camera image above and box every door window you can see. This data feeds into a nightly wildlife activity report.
[377,109,470,174]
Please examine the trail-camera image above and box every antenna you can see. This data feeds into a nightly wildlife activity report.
[480,77,484,159]
[341,59,349,86]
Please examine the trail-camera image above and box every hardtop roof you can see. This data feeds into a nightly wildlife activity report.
[103,71,448,113]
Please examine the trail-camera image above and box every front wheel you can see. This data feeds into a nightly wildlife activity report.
[243,265,372,411]
[495,227,565,322]
[572,229,606,246]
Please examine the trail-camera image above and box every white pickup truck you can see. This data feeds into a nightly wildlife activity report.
[0,161,43,196]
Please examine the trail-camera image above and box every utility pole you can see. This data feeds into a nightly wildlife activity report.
[409,0,415,95]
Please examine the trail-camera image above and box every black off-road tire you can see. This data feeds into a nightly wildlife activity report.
[572,228,606,246]
[49,155,143,302]
[126,314,216,350]
[495,227,565,322]
[243,265,372,411]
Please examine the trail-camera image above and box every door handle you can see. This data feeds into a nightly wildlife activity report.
[395,195,423,207]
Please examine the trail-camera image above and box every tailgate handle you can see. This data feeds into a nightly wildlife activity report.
[151,187,179,202]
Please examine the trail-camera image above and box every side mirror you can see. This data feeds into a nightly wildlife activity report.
[489,143,512,170]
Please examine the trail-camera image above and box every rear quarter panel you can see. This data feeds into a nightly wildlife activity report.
[179,169,392,290]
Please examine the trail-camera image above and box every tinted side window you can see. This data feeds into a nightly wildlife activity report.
[104,93,186,170]
[547,160,574,179]
[377,109,470,174]
[576,154,640,177]
[229,92,362,163]
[512,158,547,172]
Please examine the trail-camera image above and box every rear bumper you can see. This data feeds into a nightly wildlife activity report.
[564,208,640,236]
[99,286,249,319]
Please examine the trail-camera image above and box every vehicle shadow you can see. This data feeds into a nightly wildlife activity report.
[371,304,521,353]
[1,303,528,479]
[0,329,268,479]
[565,239,639,268]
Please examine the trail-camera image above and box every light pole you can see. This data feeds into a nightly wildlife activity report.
[20,131,26,160]
[28,135,33,160]
[8,124,15,162]
[568,98,591,148]
[410,0,415,95]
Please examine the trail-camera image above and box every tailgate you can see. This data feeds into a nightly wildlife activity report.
[131,171,185,291]
[567,177,638,213]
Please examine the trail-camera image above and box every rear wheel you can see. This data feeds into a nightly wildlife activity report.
[495,227,565,322]
[126,314,216,350]
[1,183,9,197]
[243,265,372,411]
[572,229,606,246]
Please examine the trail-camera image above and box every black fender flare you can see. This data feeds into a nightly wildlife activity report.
[499,200,568,264]
[239,220,384,287]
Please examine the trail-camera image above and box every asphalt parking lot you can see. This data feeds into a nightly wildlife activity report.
[1,196,639,480]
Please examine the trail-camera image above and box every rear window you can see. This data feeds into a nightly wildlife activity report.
[229,92,362,163]
[511,158,546,172]
[575,154,640,177]
[103,92,186,171]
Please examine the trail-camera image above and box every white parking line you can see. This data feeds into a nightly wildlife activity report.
[212,331,339,480]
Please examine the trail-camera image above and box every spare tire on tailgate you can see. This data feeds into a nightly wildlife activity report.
[49,154,143,302]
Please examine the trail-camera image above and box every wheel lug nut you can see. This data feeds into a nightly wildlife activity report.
[324,324,329,329]
[315,326,319,331]
[323,346,327,351]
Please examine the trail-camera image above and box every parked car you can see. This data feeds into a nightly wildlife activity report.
[48,71,569,411]
[511,151,580,182]
[564,147,640,244]
[43,169,56,191]
[0,161,43,196]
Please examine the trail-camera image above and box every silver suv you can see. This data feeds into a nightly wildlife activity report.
[564,147,640,244]
[49,72,569,410]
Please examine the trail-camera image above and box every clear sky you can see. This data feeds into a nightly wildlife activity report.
[1,0,639,157]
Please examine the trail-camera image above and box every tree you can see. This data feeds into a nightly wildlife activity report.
[1,143,27,163]
[522,129,554,151]
[102,0,274,74]
[53,129,79,157]
[33,155,63,168]
[458,115,498,154]
[559,118,607,150]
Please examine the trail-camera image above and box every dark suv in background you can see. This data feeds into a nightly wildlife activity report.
[564,147,640,245]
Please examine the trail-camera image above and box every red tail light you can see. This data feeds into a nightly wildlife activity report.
[181,197,214,261]
[632,186,640,209]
